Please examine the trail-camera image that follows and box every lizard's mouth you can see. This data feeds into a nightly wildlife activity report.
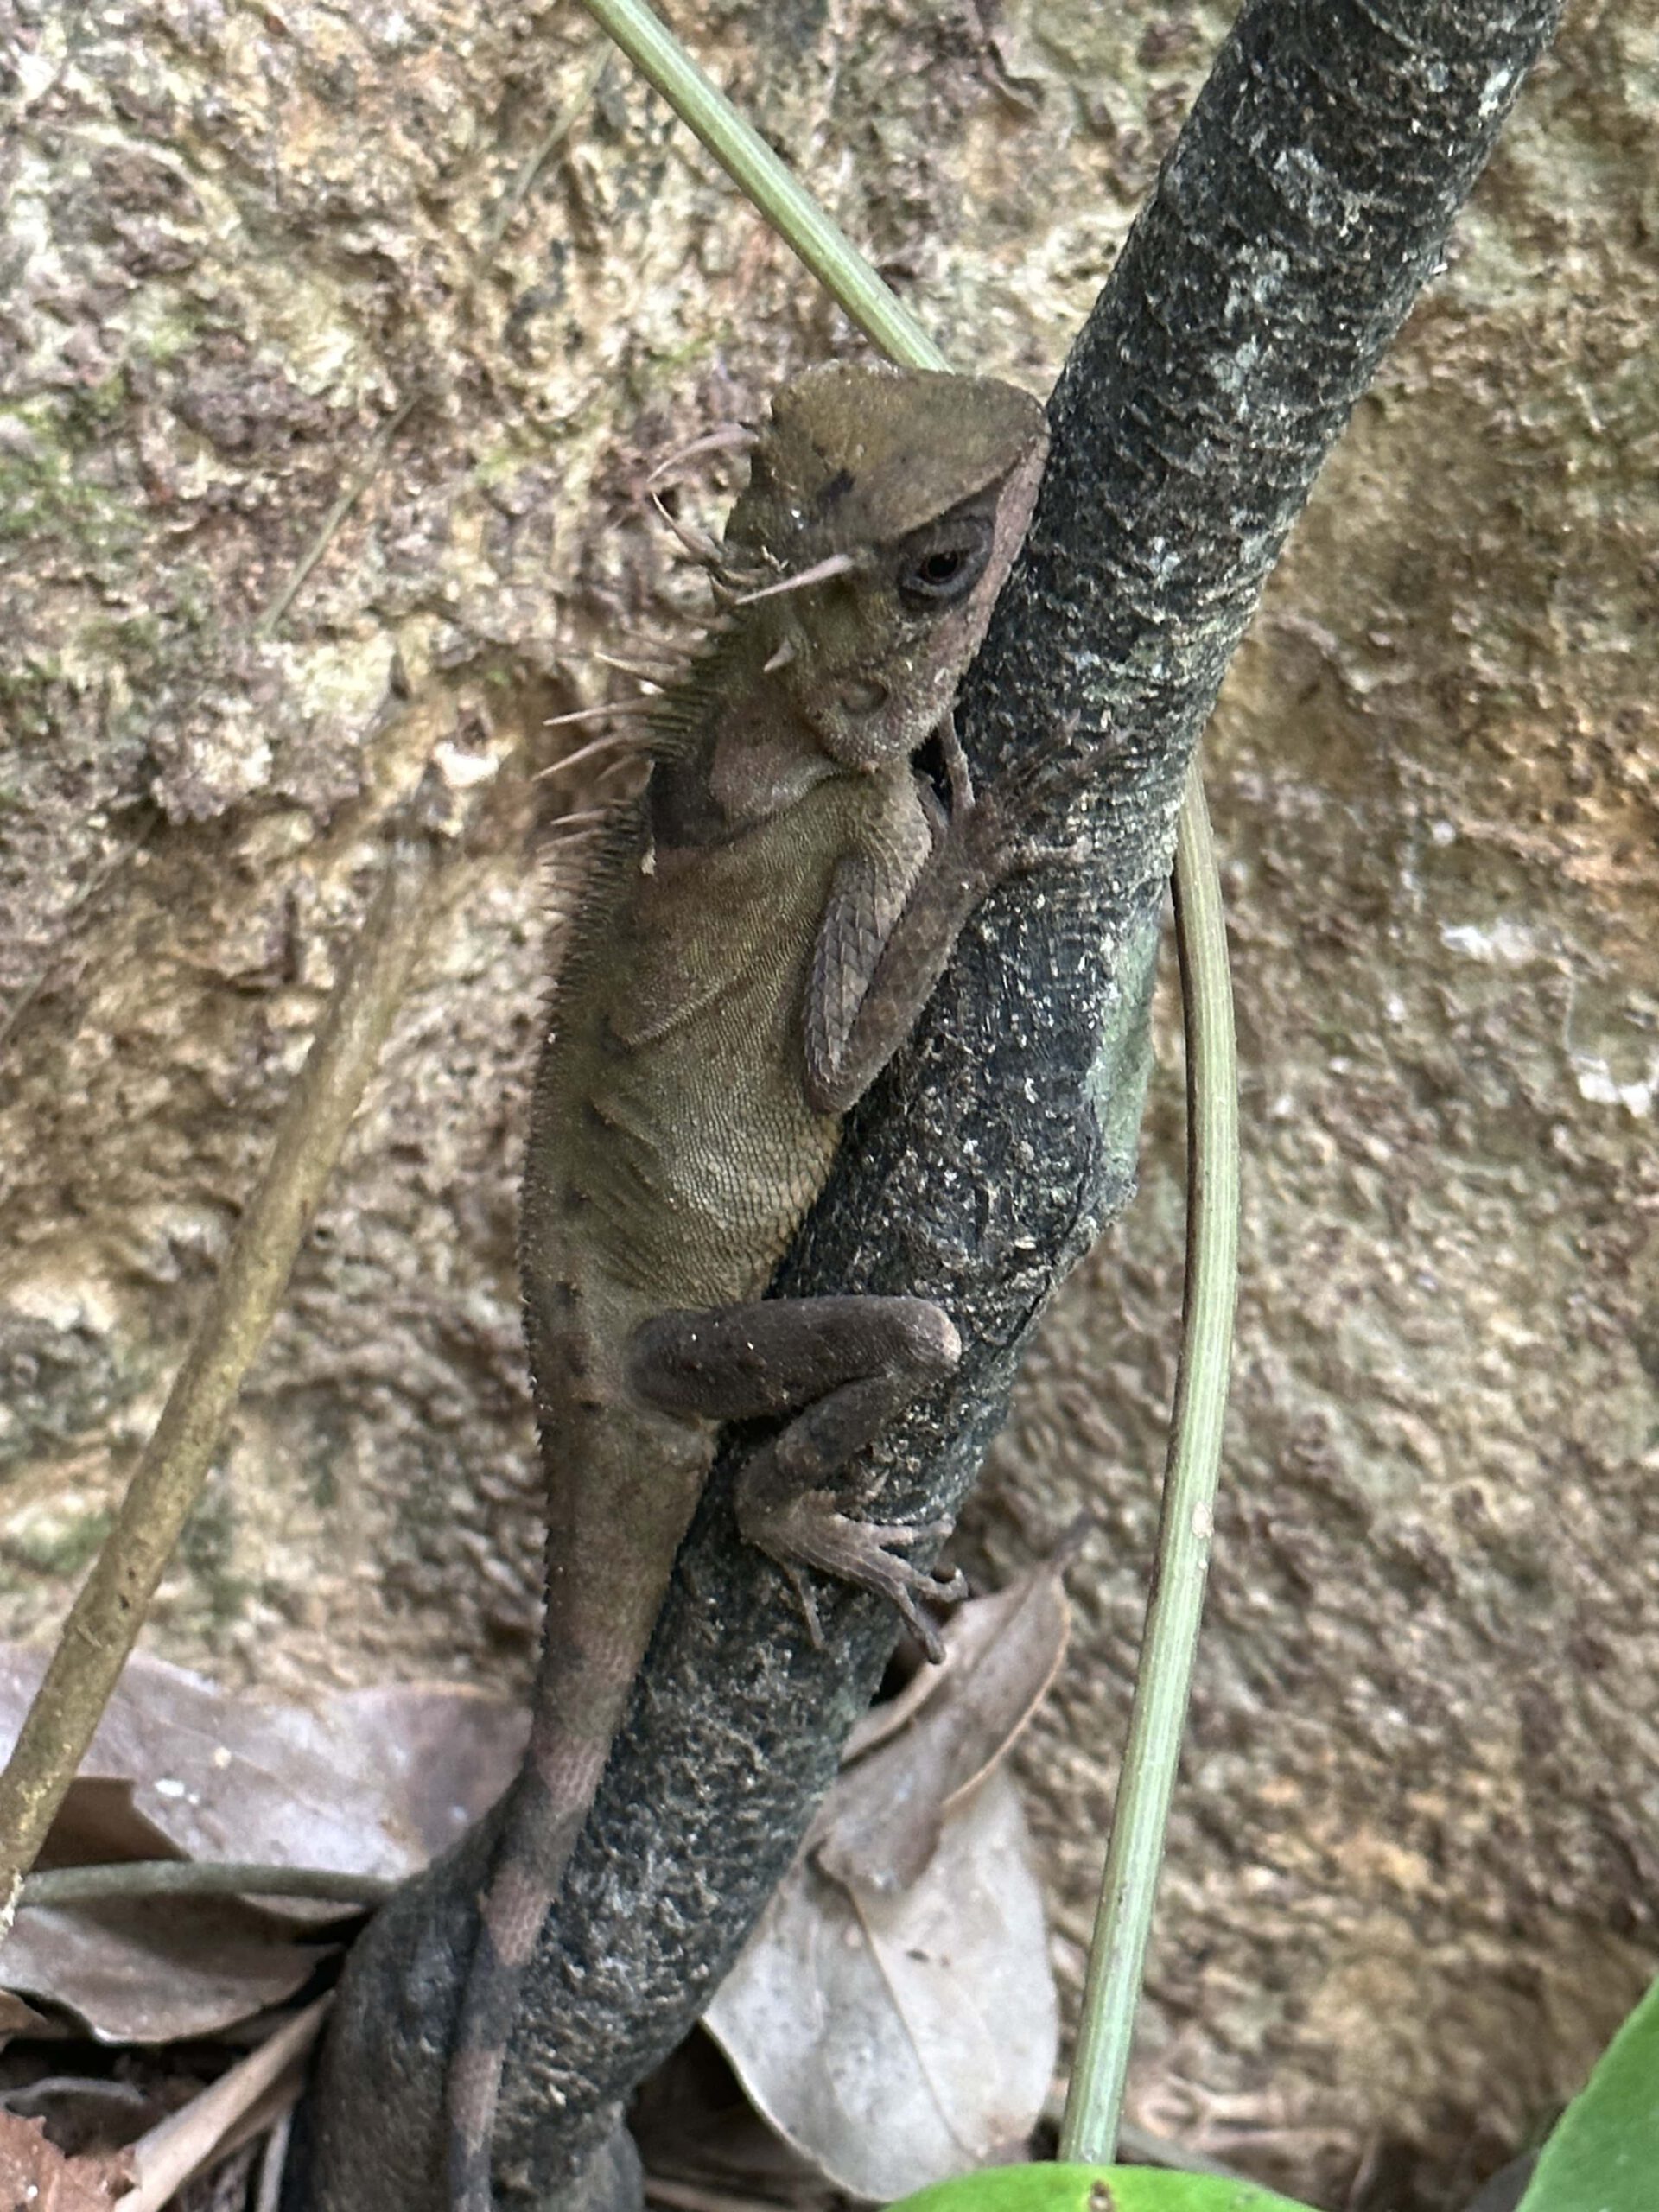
[810,653,955,772]
[815,683,916,773]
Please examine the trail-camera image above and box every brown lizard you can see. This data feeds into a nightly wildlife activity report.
[448,360,1060,2211]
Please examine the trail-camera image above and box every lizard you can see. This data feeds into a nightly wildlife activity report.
[448,359,1061,2212]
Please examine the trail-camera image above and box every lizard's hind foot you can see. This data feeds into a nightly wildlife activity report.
[626,1291,965,1660]
[747,1491,968,1661]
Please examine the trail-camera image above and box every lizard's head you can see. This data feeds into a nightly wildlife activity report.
[722,363,1047,770]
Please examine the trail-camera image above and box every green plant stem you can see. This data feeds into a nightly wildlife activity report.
[1059,778,1239,2162]
[579,0,945,371]
[21,1859,397,1910]
[579,0,1239,2164]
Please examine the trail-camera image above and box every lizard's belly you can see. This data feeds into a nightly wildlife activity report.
[606,1095,835,1305]
[546,842,843,1310]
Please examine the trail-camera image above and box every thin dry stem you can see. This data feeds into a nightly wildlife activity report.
[257,48,606,636]
[21,1859,396,1908]
[0,790,486,1927]
[254,2110,296,2212]
[114,2000,328,2212]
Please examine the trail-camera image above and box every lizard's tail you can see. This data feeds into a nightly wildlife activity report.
[446,1670,631,2212]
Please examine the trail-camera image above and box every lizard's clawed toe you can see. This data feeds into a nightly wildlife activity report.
[754,1493,965,1660]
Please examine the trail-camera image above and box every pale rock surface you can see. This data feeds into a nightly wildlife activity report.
[2,1,1654,2204]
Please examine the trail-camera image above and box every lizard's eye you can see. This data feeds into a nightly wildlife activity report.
[918,549,967,587]
[895,517,992,609]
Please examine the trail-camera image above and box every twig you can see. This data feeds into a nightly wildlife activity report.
[19,1859,397,1910]
[0,795,480,1929]
[114,1999,329,2212]
[254,2109,296,2212]
[255,395,420,639]
[1116,2120,1255,2184]
[579,0,1240,2169]
[471,48,611,271]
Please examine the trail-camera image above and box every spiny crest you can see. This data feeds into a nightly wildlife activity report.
[724,362,1046,582]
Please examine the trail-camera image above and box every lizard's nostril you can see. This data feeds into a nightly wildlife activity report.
[839,678,889,715]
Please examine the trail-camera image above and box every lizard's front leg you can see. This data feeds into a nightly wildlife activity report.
[627,1296,967,1658]
[804,721,1088,1115]
[663,734,1089,1648]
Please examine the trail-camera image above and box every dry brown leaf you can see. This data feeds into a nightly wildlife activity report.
[115,1999,327,2212]
[0,1649,524,1895]
[3,2075,162,2158]
[840,1642,950,1761]
[814,1545,1073,1897]
[0,1986,48,2039]
[704,1768,1058,2202]
[702,1548,1077,2199]
[0,2108,134,2209]
[0,1900,328,2044]
[0,1646,523,2042]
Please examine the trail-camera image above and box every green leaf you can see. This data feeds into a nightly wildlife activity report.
[1516,1974,1659,2212]
[890,2163,1319,2212]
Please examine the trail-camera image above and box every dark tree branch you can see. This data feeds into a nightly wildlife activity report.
[303,1,1561,2204]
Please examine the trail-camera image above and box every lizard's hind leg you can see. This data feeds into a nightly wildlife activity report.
[626,1295,966,1659]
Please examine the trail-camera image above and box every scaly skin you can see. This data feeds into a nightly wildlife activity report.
[449,362,1052,2211]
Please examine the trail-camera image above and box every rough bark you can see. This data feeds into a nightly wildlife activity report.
[3,0,1654,2207]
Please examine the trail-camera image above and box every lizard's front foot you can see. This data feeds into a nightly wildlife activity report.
[740,1490,967,1662]
[944,719,1094,892]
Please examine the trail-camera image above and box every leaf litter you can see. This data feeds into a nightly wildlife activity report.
[0,1538,1077,2207]
[700,1539,1079,2204]
[0,1647,522,2206]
